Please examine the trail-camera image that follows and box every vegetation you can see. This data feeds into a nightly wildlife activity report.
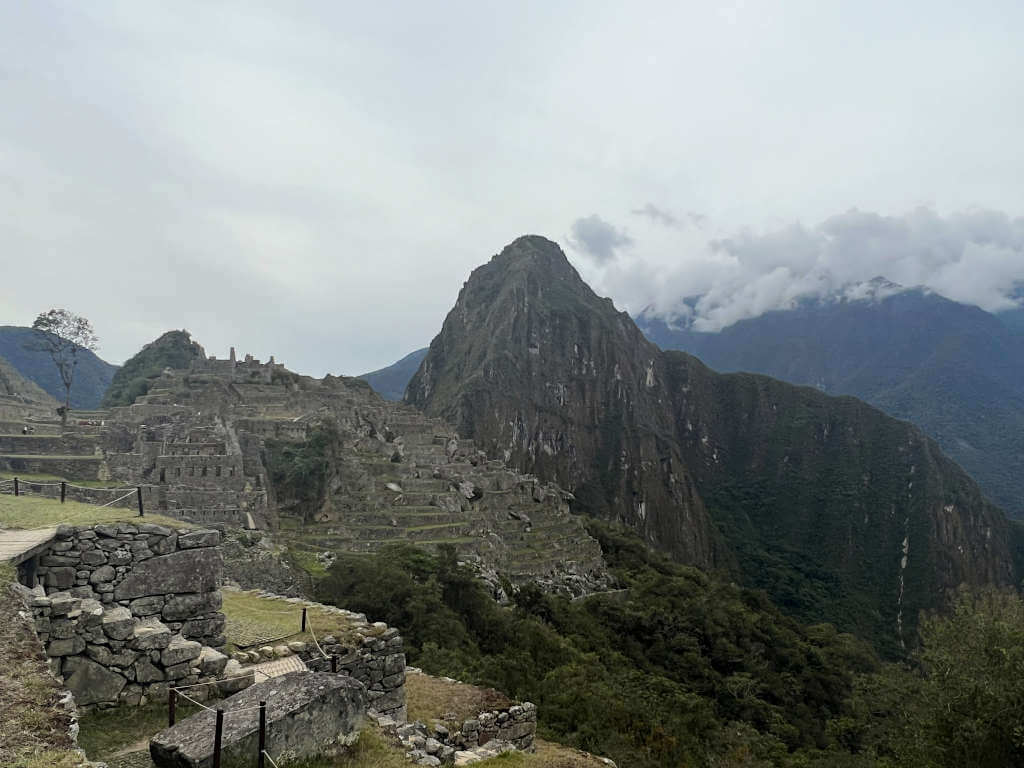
[102,330,205,407]
[0,494,182,530]
[220,587,367,652]
[265,423,342,520]
[26,310,99,425]
[77,700,201,761]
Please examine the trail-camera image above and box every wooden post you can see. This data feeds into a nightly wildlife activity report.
[301,607,307,633]
[331,655,337,673]
[137,486,144,517]
[168,688,176,727]
[213,709,224,768]
[258,701,267,768]
[60,481,66,504]
[13,477,18,497]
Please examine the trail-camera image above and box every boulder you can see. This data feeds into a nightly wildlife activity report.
[86,644,138,668]
[89,565,117,584]
[198,646,228,677]
[63,656,127,705]
[102,606,136,640]
[46,636,85,656]
[135,657,165,683]
[217,659,254,696]
[150,672,366,768]
[130,619,172,650]
[130,596,165,617]
[161,635,202,667]
[114,548,222,600]
[46,567,76,590]
[162,592,222,621]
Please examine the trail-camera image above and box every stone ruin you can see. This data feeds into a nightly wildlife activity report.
[1,346,609,596]
[19,523,247,709]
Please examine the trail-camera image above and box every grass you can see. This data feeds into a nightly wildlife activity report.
[406,670,511,727]
[78,701,201,760]
[0,562,86,767]
[0,471,115,489]
[0,494,183,530]
[221,588,371,652]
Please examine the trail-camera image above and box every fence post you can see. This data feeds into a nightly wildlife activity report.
[331,655,337,673]
[301,607,307,633]
[13,477,18,497]
[213,709,224,768]
[168,688,176,727]
[60,481,66,504]
[137,486,144,517]
[258,701,267,768]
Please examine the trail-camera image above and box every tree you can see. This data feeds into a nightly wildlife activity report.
[27,309,99,426]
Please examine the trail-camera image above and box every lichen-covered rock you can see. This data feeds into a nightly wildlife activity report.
[177,530,220,549]
[102,606,135,640]
[130,618,172,650]
[161,635,202,666]
[150,672,366,767]
[162,591,221,621]
[198,646,228,677]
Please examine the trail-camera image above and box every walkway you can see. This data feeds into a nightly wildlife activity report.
[246,654,308,680]
[0,527,57,564]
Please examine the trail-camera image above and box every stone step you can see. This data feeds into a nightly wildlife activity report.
[343,522,471,541]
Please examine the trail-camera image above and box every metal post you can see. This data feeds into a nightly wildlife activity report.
[60,481,66,504]
[258,701,267,768]
[137,486,144,517]
[331,655,337,673]
[213,709,224,768]
[13,477,18,497]
[168,688,176,727]
[301,607,307,633]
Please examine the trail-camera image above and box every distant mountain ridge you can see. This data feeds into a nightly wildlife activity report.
[358,348,428,401]
[0,326,117,410]
[405,235,1020,654]
[636,285,1024,518]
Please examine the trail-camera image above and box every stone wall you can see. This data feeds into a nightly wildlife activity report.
[23,523,246,710]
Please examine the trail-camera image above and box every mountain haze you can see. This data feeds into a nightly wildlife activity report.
[407,236,1020,652]
[358,347,428,401]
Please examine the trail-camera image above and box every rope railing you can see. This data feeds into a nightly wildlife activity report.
[0,477,147,516]
[99,489,140,508]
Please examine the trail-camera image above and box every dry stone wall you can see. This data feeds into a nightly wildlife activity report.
[26,523,248,710]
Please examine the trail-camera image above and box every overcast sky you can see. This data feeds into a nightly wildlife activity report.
[2,2,1022,373]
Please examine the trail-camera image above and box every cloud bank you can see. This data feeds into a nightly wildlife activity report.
[584,207,1024,332]
[569,215,634,265]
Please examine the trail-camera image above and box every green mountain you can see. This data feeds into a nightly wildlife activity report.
[406,235,1020,654]
[637,287,1024,518]
[101,329,206,407]
[0,325,117,410]
[358,347,428,400]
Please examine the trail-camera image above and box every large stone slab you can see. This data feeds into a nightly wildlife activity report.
[63,656,127,706]
[162,591,222,621]
[114,547,222,600]
[150,672,367,768]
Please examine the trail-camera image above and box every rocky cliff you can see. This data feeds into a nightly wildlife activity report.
[406,235,1021,651]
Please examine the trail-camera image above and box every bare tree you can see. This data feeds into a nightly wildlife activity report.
[28,309,99,426]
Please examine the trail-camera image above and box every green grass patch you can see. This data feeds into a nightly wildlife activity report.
[0,495,184,530]
[78,700,202,760]
[221,589,368,652]
[0,471,114,489]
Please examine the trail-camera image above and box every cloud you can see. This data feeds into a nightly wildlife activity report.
[605,207,1024,331]
[569,215,634,264]
[631,204,708,229]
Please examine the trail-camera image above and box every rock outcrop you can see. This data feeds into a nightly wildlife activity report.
[405,235,1021,650]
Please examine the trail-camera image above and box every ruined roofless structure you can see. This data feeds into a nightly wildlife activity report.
[0,346,608,596]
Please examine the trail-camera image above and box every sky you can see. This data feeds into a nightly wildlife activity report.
[1,1,1023,373]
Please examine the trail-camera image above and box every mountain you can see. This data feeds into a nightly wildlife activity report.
[102,329,206,407]
[0,326,118,410]
[0,353,59,421]
[636,286,1024,518]
[358,347,428,401]
[406,236,1020,653]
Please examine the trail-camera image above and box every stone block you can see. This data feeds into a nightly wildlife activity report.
[130,619,172,650]
[95,524,119,538]
[89,565,117,584]
[162,636,202,667]
[161,592,222,622]
[217,659,254,696]
[130,596,165,617]
[40,554,80,567]
[102,606,136,640]
[46,567,76,590]
[109,550,132,566]
[139,524,173,536]
[198,646,228,677]
[61,656,128,706]
[177,529,220,549]
[151,534,178,555]
[150,672,366,768]
[114,548,222,600]
[87,644,138,668]
[181,615,226,641]
[81,550,108,566]
[135,657,165,683]
[164,661,191,681]
[47,636,86,656]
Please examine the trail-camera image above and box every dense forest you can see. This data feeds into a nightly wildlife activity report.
[315,523,1024,767]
